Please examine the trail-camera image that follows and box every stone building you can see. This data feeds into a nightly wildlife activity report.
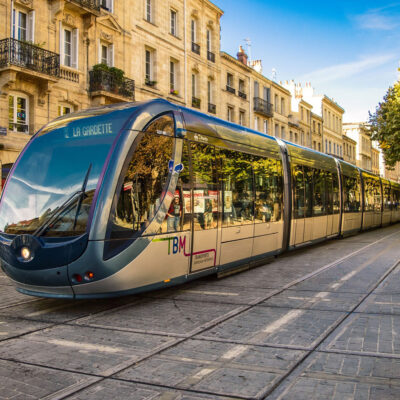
[0,0,347,176]
[342,134,357,165]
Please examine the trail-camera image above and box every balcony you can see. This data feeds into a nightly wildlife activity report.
[253,97,273,118]
[89,69,135,101]
[207,51,215,63]
[60,66,79,83]
[238,91,247,100]
[65,0,101,15]
[192,42,200,55]
[0,38,60,79]
[208,103,216,114]
[226,85,235,95]
[192,97,201,109]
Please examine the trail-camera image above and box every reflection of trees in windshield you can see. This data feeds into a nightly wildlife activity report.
[111,133,173,236]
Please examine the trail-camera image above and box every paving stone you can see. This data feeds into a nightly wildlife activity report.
[356,293,400,315]
[0,285,39,309]
[117,339,306,398]
[145,281,272,305]
[262,290,364,312]
[73,298,241,336]
[0,324,176,376]
[321,313,400,356]
[0,359,96,400]
[0,296,137,323]
[0,316,51,341]
[65,379,233,400]
[375,265,400,294]
[198,306,345,348]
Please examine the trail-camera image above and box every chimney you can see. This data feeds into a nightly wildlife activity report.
[237,45,248,66]
[250,60,263,74]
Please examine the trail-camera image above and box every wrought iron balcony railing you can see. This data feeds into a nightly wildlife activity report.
[69,0,100,11]
[192,97,201,109]
[89,69,135,100]
[208,103,216,114]
[238,91,247,100]
[253,97,273,117]
[207,51,215,63]
[192,42,200,55]
[226,85,235,95]
[0,38,60,78]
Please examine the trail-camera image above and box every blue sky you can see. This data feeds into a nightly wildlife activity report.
[215,0,400,122]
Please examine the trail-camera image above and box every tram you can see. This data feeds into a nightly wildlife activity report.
[0,99,399,299]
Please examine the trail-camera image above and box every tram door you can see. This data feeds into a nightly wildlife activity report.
[189,143,219,272]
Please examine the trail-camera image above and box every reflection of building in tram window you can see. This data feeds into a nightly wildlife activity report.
[167,196,181,232]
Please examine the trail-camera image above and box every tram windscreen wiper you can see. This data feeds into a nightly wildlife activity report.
[33,163,92,237]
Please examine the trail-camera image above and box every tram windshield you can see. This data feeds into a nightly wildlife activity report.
[0,106,134,237]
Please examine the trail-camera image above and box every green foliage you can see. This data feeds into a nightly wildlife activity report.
[92,64,125,83]
[369,81,400,168]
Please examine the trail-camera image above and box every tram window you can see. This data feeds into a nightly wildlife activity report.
[374,179,382,211]
[383,184,391,210]
[343,176,360,213]
[254,157,283,223]
[221,150,254,226]
[191,143,218,231]
[332,172,340,214]
[303,166,313,218]
[108,132,174,243]
[364,178,375,211]
[313,169,326,216]
[325,171,333,215]
[175,141,191,232]
[293,165,305,219]
[143,113,175,136]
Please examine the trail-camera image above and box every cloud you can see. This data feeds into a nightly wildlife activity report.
[353,3,400,30]
[300,54,397,85]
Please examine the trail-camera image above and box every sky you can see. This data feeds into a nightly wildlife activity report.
[215,0,400,122]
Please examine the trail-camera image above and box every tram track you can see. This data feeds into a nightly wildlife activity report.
[0,226,399,399]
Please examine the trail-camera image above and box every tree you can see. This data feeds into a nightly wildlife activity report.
[369,81,400,168]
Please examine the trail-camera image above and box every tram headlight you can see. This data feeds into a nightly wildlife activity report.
[20,247,32,261]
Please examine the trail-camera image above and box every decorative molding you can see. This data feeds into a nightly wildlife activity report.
[15,0,33,9]
[62,13,77,27]
[208,73,215,81]
[192,63,200,73]
[207,20,214,28]
[191,9,198,18]
[100,31,113,42]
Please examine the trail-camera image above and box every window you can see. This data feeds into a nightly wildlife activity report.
[329,141,332,153]
[100,0,113,12]
[295,132,298,143]
[313,141,316,149]
[239,79,245,94]
[254,157,283,223]
[99,43,113,67]
[325,139,328,152]
[145,0,152,22]
[222,150,253,226]
[227,106,234,122]
[58,105,72,116]
[191,73,197,97]
[206,29,211,52]
[318,143,321,151]
[263,87,270,102]
[12,9,34,42]
[274,94,279,112]
[254,81,259,97]
[333,143,336,154]
[293,165,305,218]
[207,80,213,103]
[9,93,29,133]
[107,114,175,255]
[227,73,233,88]
[239,110,245,126]
[263,120,268,134]
[290,131,293,142]
[343,176,361,212]
[301,107,304,121]
[61,26,78,68]
[281,98,285,115]
[191,19,197,43]
[191,143,218,231]
[254,117,259,131]
[170,60,178,92]
[275,124,279,137]
[145,49,154,83]
[318,123,321,134]
[281,126,285,140]
[170,9,177,36]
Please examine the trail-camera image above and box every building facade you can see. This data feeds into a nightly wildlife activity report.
[343,123,373,172]
[1,0,350,174]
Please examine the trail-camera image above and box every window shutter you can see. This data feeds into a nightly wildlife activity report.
[108,44,114,67]
[72,28,78,69]
[27,11,35,42]
[59,22,64,66]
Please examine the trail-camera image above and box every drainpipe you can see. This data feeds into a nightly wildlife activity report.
[184,0,187,105]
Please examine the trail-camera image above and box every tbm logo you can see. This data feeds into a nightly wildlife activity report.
[163,236,188,255]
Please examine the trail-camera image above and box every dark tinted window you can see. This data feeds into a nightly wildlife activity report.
[293,165,305,219]
[313,169,326,216]
[254,157,283,223]
[343,176,361,212]
[221,150,254,226]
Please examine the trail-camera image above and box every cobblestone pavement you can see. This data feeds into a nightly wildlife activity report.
[1,224,400,399]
